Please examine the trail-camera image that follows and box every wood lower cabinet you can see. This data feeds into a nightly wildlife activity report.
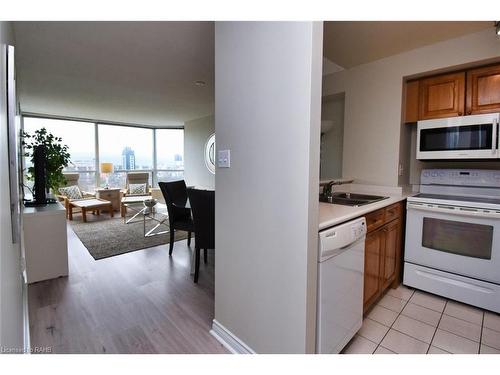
[466,64,500,115]
[363,228,384,309]
[381,219,400,290]
[418,72,465,120]
[363,202,404,314]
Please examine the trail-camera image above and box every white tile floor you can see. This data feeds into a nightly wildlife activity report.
[342,284,500,354]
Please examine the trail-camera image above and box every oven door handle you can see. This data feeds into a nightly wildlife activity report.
[407,202,500,219]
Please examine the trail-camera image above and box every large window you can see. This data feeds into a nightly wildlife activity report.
[23,116,184,191]
[156,129,184,183]
[98,125,154,188]
[23,117,96,192]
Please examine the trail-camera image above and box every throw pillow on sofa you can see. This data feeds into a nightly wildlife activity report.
[59,185,83,200]
[129,183,147,195]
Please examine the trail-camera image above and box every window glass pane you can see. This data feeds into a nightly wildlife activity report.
[77,172,97,193]
[23,117,96,172]
[98,125,153,188]
[23,117,96,191]
[98,125,153,170]
[156,129,184,171]
[157,170,185,183]
[422,217,493,259]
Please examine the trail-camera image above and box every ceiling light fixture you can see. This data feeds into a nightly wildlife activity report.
[195,80,206,86]
[496,21,500,36]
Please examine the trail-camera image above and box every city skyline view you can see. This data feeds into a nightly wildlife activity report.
[23,117,185,192]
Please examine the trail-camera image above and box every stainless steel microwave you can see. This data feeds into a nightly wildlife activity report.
[417,113,500,160]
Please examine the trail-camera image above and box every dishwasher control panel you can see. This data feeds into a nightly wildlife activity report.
[351,221,366,239]
[319,217,367,259]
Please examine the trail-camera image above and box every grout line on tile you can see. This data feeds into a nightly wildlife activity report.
[426,300,447,354]
[437,315,482,343]
[479,310,485,354]
[441,312,483,327]
[375,288,413,354]
[391,326,436,346]
[400,306,440,328]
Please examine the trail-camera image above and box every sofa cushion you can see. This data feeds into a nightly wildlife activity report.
[59,185,83,200]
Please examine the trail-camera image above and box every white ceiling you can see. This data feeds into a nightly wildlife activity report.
[13,21,214,126]
[14,21,494,126]
[323,21,493,69]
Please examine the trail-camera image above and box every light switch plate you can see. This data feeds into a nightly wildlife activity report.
[218,149,231,168]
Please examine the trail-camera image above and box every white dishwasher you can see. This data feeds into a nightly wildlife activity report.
[316,217,366,354]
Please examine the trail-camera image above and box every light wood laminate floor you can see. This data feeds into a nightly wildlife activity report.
[28,226,227,354]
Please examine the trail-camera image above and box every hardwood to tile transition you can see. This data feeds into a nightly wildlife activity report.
[28,227,227,354]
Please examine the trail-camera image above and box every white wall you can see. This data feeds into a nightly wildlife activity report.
[323,28,500,187]
[0,21,24,351]
[184,115,215,189]
[320,95,344,179]
[214,22,322,353]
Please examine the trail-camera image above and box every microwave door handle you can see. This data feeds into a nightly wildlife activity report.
[493,118,498,156]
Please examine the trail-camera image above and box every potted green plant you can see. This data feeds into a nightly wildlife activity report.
[21,127,71,194]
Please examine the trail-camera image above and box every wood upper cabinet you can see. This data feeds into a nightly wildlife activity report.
[466,65,500,115]
[418,72,465,120]
[363,228,383,309]
[404,63,500,123]
[404,80,419,123]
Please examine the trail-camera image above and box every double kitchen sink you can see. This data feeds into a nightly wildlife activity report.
[319,192,389,206]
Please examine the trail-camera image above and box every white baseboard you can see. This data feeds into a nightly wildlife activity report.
[22,276,30,354]
[210,319,255,354]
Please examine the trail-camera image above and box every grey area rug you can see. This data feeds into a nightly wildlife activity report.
[69,215,188,260]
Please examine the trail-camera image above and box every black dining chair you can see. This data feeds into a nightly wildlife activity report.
[158,181,194,255]
[187,188,214,283]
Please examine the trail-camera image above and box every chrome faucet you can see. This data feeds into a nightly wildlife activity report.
[322,179,354,202]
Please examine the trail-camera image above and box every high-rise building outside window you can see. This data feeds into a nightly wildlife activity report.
[122,147,136,170]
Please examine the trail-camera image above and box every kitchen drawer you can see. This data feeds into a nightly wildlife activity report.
[385,203,402,222]
[365,209,385,232]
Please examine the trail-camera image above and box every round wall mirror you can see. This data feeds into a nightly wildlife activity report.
[204,133,216,174]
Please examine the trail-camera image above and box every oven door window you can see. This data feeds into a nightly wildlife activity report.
[420,124,493,152]
[422,217,493,259]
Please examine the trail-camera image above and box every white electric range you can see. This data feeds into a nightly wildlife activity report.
[404,169,500,313]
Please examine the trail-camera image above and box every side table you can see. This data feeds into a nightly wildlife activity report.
[95,188,122,212]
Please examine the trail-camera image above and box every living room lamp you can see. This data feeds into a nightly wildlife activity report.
[100,162,113,189]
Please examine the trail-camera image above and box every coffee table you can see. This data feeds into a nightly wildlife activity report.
[68,198,114,222]
[141,203,169,237]
[121,195,153,224]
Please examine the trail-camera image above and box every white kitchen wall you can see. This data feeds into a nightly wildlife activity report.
[184,115,215,189]
[0,21,24,351]
[323,28,500,187]
[214,21,322,353]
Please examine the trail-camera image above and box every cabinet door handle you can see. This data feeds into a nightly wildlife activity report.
[467,110,472,115]
[458,111,463,116]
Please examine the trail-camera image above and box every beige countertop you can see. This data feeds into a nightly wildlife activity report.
[318,185,415,231]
